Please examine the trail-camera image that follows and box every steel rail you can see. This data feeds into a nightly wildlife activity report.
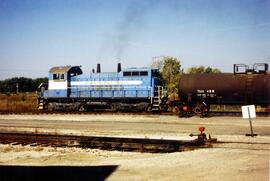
[0,110,269,117]
[0,131,209,153]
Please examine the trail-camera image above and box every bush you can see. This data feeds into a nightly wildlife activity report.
[0,77,48,93]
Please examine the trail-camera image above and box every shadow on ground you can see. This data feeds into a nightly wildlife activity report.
[0,165,118,181]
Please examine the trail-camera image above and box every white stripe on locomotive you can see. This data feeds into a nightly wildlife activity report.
[48,80,68,90]
[48,80,143,90]
[71,80,143,86]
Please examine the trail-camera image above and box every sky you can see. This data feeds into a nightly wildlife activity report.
[0,0,269,79]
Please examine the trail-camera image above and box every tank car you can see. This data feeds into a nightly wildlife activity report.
[38,63,165,112]
[177,63,270,117]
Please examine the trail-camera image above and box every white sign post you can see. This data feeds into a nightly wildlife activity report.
[241,105,257,137]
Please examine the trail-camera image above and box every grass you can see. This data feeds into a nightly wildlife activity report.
[210,105,269,112]
[2,146,13,153]
[0,92,268,113]
[0,92,37,112]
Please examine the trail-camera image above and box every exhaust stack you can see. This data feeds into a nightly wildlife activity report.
[117,63,121,72]
[97,63,101,73]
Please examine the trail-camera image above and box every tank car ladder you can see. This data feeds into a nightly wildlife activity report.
[245,73,254,104]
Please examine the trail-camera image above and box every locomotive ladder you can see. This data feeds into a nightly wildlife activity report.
[245,74,253,104]
[38,99,44,110]
[151,86,163,111]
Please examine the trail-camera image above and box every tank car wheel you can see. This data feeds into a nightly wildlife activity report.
[193,102,207,114]
[193,105,203,114]
[178,111,187,118]
[177,105,189,117]
[193,102,208,117]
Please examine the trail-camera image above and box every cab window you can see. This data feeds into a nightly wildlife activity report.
[132,71,139,76]
[53,73,65,80]
[123,72,131,76]
[139,71,148,76]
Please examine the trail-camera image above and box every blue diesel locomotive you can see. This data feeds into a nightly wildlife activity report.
[38,63,166,111]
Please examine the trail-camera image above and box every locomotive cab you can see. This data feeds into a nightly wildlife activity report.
[38,66,82,109]
[46,66,82,98]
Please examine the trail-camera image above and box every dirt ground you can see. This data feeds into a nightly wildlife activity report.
[0,114,269,181]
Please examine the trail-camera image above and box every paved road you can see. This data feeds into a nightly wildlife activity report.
[0,114,269,181]
[0,114,269,137]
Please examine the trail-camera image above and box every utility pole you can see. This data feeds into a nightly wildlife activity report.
[152,56,165,69]
[16,83,19,94]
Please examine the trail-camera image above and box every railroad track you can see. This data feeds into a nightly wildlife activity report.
[0,110,270,116]
[0,110,269,117]
[0,131,213,153]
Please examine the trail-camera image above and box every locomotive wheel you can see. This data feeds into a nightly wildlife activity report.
[48,103,54,111]
[78,105,86,112]
[147,105,152,112]
[111,103,119,111]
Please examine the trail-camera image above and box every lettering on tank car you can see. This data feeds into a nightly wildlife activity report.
[197,90,205,93]
[233,92,239,96]
[210,94,216,98]
[197,89,216,98]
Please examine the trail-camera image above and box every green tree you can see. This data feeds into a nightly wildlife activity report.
[0,77,48,93]
[186,66,221,74]
[151,56,182,94]
[187,66,205,74]
[33,77,48,90]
